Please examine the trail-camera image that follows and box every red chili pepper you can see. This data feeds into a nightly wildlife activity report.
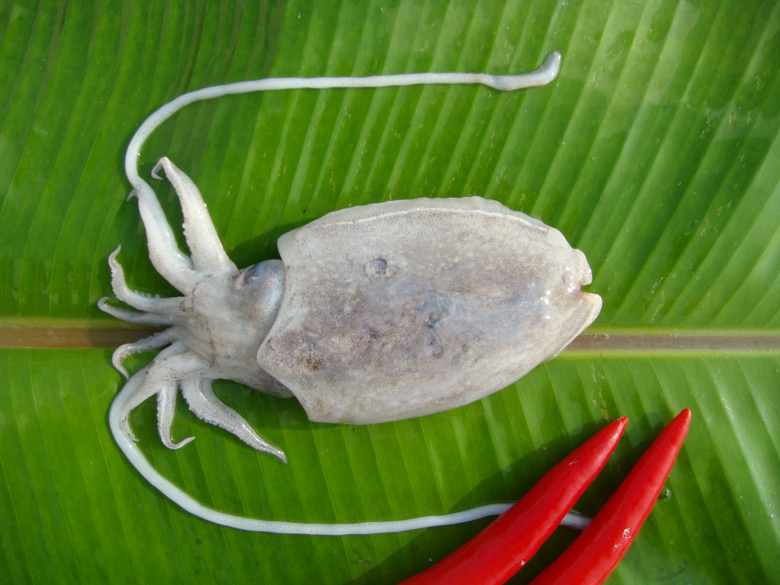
[529,408,691,585]
[399,416,628,585]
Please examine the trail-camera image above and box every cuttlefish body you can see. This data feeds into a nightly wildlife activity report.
[101,157,601,462]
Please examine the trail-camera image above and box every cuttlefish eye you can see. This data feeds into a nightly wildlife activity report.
[234,259,285,314]
[243,260,269,281]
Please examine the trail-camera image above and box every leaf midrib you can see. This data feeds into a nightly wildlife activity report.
[2,319,779,352]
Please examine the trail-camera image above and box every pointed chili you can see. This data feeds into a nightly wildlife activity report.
[399,417,628,585]
[529,408,691,585]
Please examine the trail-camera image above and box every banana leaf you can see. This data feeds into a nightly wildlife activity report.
[1,1,778,583]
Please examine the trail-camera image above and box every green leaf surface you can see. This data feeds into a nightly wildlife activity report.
[1,1,778,584]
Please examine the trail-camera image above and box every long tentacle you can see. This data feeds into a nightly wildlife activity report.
[181,379,286,462]
[124,52,561,191]
[112,364,149,442]
[152,158,236,272]
[107,397,591,535]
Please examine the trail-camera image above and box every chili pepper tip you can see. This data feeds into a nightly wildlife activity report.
[529,408,691,585]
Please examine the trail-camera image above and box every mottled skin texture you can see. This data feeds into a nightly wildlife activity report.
[262,197,601,424]
[100,158,601,461]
